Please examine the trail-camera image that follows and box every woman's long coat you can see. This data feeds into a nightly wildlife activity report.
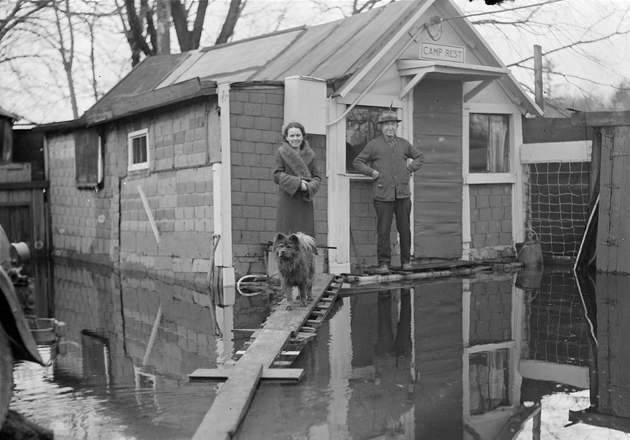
[273,141,322,239]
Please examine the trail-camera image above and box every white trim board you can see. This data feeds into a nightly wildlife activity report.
[521,140,592,163]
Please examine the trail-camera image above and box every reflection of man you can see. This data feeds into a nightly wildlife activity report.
[353,109,424,274]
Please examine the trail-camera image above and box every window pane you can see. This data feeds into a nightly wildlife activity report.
[132,136,147,164]
[469,114,510,173]
[469,349,510,415]
[346,106,387,173]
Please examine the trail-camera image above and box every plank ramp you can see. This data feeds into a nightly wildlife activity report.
[190,273,337,440]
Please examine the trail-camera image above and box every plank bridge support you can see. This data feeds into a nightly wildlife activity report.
[190,273,340,440]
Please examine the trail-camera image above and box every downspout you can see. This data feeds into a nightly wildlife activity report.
[214,84,235,305]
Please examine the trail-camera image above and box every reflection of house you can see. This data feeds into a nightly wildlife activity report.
[38,0,545,294]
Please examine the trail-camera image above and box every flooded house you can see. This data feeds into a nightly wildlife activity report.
[37,0,553,300]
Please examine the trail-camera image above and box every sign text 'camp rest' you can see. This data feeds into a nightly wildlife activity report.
[420,42,465,63]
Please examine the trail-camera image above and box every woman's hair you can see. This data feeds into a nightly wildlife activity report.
[283,121,306,141]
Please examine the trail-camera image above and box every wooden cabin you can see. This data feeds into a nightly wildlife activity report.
[40,0,544,299]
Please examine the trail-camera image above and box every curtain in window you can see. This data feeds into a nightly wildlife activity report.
[487,115,509,173]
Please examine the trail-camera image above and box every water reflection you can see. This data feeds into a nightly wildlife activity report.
[10,259,255,440]
[11,260,630,439]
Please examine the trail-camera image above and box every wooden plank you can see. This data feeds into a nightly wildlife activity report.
[191,362,262,440]
[615,127,630,273]
[192,276,339,440]
[191,329,291,440]
[524,117,592,143]
[572,111,630,127]
[261,274,334,333]
[597,127,614,272]
[189,368,304,381]
[569,409,630,433]
[0,181,49,190]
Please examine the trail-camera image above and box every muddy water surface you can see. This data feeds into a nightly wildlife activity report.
[9,261,628,439]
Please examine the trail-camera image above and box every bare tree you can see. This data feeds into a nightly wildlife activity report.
[118,0,244,66]
[51,0,79,118]
[0,0,53,43]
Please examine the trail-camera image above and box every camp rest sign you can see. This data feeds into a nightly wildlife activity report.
[420,42,465,63]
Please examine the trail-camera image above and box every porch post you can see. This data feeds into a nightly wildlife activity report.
[215,84,236,297]
[327,100,351,274]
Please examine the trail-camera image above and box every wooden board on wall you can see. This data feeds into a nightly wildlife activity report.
[413,79,462,259]
[597,126,630,273]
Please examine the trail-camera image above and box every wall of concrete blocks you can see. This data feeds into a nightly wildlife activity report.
[468,278,513,344]
[229,86,328,278]
[350,180,407,269]
[118,101,218,286]
[48,132,119,265]
[469,184,513,260]
[48,100,220,288]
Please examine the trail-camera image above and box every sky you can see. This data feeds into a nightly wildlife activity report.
[1,0,629,123]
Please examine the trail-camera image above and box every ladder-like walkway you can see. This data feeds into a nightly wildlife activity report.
[189,273,341,440]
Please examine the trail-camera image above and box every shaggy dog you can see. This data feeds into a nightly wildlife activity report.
[273,232,317,310]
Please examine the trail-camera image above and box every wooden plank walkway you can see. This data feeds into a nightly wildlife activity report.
[190,273,340,440]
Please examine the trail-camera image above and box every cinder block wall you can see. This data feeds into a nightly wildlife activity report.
[229,86,328,279]
[118,101,218,287]
[49,99,220,288]
[48,132,119,266]
[469,184,513,260]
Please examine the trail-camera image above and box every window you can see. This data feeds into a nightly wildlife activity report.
[345,105,390,174]
[128,129,149,171]
[469,114,510,173]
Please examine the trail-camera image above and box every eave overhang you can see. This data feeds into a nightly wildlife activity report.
[397,59,508,100]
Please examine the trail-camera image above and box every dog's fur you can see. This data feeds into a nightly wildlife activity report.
[273,232,317,310]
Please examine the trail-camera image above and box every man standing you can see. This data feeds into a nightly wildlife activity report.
[353,109,424,274]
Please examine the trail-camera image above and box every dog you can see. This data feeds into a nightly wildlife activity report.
[272,232,318,310]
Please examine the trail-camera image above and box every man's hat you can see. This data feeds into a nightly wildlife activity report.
[377,109,401,123]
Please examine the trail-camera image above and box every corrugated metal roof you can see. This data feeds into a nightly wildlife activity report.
[82,0,541,121]
[87,53,189,111]
[84,1,420,120]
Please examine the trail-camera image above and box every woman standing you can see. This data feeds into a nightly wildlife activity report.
[274,122,322,239]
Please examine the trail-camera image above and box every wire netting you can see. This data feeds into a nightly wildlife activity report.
[527,162,591,260]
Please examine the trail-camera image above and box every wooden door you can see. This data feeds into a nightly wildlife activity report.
[413,79,463,259]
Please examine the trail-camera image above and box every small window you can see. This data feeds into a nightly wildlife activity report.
[346,105,390,173]
[128,129,149,171]
[469,114,510,173]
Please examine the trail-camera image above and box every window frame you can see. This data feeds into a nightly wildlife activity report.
[463,105,516,185]
[127,128,149,172]
[345,104,402,178]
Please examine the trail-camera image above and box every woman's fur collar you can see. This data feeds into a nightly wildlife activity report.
[278,140,315,178]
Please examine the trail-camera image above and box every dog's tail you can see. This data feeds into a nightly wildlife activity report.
[295,232,318,255]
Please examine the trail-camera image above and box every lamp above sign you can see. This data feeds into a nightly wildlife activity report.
[420,42,465,63]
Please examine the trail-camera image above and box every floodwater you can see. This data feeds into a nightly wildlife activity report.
[8,260,630,439]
